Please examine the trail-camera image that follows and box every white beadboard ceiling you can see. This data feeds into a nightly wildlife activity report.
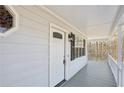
[45,5,119,39]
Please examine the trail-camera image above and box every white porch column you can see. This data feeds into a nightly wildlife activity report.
[117,26,123,87]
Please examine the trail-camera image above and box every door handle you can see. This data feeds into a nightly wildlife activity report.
[63,59,65,64]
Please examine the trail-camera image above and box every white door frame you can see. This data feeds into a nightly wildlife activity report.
[49,23,69,87]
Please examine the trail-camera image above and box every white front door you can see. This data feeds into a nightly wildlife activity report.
[50,28,65,87]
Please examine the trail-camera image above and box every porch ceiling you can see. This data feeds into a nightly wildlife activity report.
[45,5,119,39]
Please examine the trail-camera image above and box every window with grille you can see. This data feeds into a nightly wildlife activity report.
[70,33,75,60]
[70,33,86,61]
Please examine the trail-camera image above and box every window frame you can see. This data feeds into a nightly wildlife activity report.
[0,5,19,37]
[70,34,86,61]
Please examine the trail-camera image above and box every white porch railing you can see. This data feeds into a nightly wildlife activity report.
[108,54,118,85]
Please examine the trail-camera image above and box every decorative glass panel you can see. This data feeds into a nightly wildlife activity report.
[53,32,63,39]
[0,5,13,33]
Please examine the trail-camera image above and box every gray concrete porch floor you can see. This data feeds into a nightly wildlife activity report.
[62,60,116,87]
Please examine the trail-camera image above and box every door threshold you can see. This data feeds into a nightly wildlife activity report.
[55,79,66,87]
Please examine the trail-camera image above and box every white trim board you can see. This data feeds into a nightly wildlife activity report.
[88,37,108,40]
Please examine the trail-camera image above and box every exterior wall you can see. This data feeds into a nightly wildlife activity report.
[67,56,88,80]
[66,40,88,80]
[0,6,49,87]
[0,5,88,86]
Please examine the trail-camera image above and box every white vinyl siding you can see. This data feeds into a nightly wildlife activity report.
[0,6,49,87]
[0,5,87,87]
